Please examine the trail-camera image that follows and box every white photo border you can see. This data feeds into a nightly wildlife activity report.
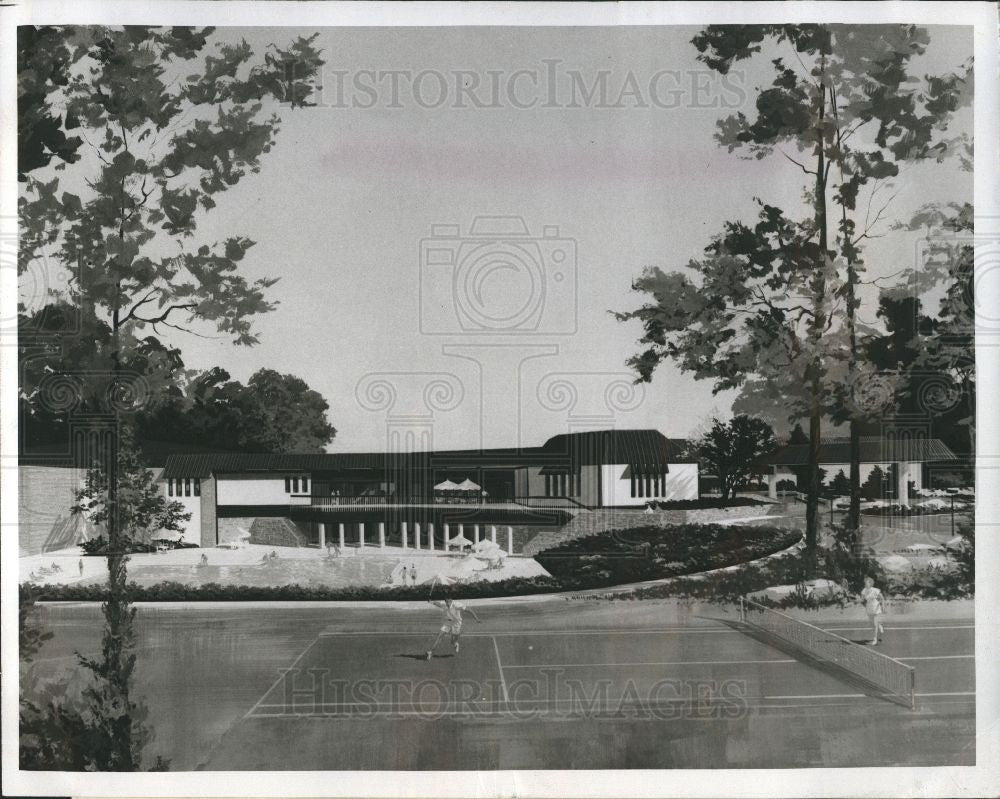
[1,2,997,797]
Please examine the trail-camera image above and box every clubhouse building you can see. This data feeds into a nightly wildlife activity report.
[159,429,698,549]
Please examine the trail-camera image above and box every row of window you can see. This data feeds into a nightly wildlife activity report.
[630,470,668,498]
[285,475,311,494]
[544,472,580,497]
[167,478,200,497]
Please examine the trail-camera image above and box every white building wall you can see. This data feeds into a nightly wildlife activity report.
[600,463,699,506]
[171,494,201,544]
[158,477,202,543]
[216,474,311,506]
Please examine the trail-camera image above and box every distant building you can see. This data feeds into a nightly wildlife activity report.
[159,429,699,547]
[760,436,958,503]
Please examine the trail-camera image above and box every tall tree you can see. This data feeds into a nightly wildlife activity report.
[695,415,777,501]
[688,24,966,540]
[18,25,324,767]
[616,200,838,557]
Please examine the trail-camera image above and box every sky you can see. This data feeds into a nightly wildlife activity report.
[30,25,974,453]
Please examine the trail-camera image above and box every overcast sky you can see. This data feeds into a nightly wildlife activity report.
[68,25,975,453]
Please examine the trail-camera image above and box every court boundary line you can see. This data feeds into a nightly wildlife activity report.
[316,624,974,638]
[492,636,510,709]
[243,637,321,720]
[500,654,972,669]
[243,690,976,719]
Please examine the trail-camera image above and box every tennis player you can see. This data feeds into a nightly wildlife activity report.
[426,591,480,659]
[860,575,885,645]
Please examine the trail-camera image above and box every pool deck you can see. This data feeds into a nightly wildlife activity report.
[19,543,548,589]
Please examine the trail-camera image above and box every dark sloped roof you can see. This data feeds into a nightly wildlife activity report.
[761,437,957,466]
[161,429,694,478]
[540,429,694,466]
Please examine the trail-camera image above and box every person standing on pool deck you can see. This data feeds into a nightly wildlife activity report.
[860,576,885,645]
[426,594,480,659]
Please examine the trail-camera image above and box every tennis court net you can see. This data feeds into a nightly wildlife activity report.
[739,596,915,709]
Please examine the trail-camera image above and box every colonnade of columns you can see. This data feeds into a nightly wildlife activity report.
[315,521,515,554]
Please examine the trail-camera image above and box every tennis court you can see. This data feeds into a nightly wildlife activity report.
[242,613,974,721]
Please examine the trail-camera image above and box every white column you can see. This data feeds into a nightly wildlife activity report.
[490,525,497,544]
[358,522,365,549]
[318,522,326,549]
[401,521,408,549]
[473,524,480,544]
[428,522,435,551]
[415,522,422,550]
[444,523,450,551]
[768,468,778,499]
[458,523,464,544]
[378,522,385,549]
[338,523,345,550]
[506,525,514,555]
[897,462,911,506]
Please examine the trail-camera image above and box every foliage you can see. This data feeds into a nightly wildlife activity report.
[860,465,889,501]
[19,307,337,453]
[694,415,776,500]
[19,587,54,662]
[138,367,336,453]
[18,26,325,771]
[72,427,191,548]
[623,24,970,555]
[828,469,850,496]
[17,27,84,179]
[647,497,769,509]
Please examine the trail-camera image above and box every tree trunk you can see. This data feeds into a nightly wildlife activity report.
[804,78,829,564]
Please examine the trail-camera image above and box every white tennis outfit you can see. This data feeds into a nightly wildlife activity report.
[433,600,467,634]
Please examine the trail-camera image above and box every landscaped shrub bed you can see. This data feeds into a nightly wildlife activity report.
[22,524,801,603]
[535,523,801,586]
[637,498,770,510]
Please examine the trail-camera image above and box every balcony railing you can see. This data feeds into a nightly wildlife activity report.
[301,495,590,509]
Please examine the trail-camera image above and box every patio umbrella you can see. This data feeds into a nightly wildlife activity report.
[434,479,460,492]
[448,534,473,548]
[472,538,501,552]
[456,478,481,491]
[449,554,484,577]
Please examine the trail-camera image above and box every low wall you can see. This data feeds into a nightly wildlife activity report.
[686,505,774,524]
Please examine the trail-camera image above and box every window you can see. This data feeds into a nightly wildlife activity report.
[194,478,201,497]
[630,471,636,498]
[645,473,652,497]
[637,470,644,498]
[167,479,173,497]
[285,476,291,493]
[302,476,310,494]
[184,478,191,497]
[545,474,552,497]
[659,470,666,496]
